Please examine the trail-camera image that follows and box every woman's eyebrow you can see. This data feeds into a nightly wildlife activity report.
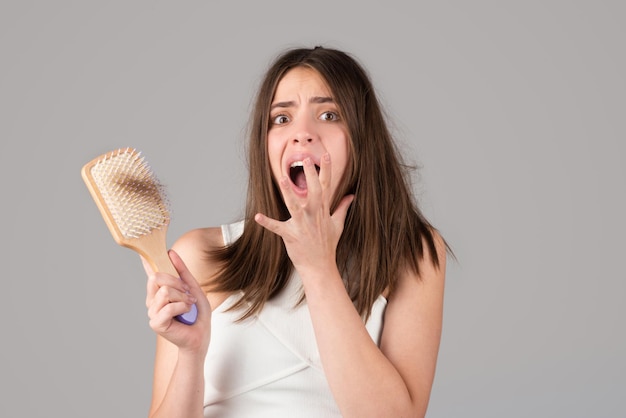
[310,96,334,104]
[270,101,294,110]
[270,96,334,110]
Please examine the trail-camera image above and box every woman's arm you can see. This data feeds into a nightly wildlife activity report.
[302,234,446,418]
[149,334,207,418]
[145,228,227,418]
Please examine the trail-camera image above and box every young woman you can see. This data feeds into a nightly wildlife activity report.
[143,46,448,418]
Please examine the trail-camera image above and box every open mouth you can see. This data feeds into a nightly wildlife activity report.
[289,161,320,189]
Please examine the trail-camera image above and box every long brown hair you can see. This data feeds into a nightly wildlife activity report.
[206,46,444,320]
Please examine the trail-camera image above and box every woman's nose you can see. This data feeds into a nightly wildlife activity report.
[293,135,313,144]
[291,116,317,144]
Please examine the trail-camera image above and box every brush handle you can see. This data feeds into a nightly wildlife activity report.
[128,228,198,325]
[149,242,198,325]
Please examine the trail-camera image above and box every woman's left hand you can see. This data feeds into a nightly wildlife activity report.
[254,153,354,277]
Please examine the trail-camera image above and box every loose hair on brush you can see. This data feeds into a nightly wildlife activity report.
[205,46,445,320]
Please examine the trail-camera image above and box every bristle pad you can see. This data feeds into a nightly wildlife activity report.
[90,149,169,239]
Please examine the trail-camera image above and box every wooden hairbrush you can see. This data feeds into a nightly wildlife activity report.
[81,148,197,325]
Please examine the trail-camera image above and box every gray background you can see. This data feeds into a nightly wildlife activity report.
[2,1,624,417]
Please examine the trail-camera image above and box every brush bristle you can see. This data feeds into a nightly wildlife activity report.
[89,148,170,239]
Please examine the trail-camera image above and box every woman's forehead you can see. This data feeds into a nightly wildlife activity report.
[273,67,332,102]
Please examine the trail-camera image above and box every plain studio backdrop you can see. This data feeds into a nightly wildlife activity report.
[1,1,624,417]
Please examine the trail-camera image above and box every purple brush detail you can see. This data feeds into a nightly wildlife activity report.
[176,303,198,325]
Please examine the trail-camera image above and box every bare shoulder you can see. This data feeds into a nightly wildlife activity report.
[173,226,225,257]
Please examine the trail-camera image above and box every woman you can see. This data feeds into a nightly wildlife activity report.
[143,46,448,418]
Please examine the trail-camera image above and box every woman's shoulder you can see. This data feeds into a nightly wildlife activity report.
[174,226,225,253]
[171,227,224,283]
[174,220,244,250]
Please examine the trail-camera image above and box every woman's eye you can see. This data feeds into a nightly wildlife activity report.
[272,114,290,125]
[320,111,339,122]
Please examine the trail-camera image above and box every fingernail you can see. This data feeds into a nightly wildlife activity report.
[304,157,312,166]
[323,153,330,163]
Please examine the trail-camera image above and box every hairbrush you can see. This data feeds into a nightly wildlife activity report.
[81,148,197,325]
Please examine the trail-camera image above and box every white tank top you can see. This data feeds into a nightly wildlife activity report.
[203,221,387,417]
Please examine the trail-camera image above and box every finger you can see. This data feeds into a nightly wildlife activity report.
[149,301,194,332]
[141,255,155,276]
[146,274,158,307]
[149,285,196,317]
[303,157,322,200]
[146,272,180,310]
[168,249,190,276]
[168,249,197,294]
[143,255,187,307]
[254,212,285,237]
[146,270,189,305]
[168,249,210,313]
[159,301,195,319]
[148,286,174,320]
[317,152,331,193]
[277,175,302,216]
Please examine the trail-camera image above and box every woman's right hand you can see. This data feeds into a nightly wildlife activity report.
[143,250,212,354]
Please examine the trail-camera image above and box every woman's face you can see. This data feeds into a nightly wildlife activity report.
[267,66,350,202]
